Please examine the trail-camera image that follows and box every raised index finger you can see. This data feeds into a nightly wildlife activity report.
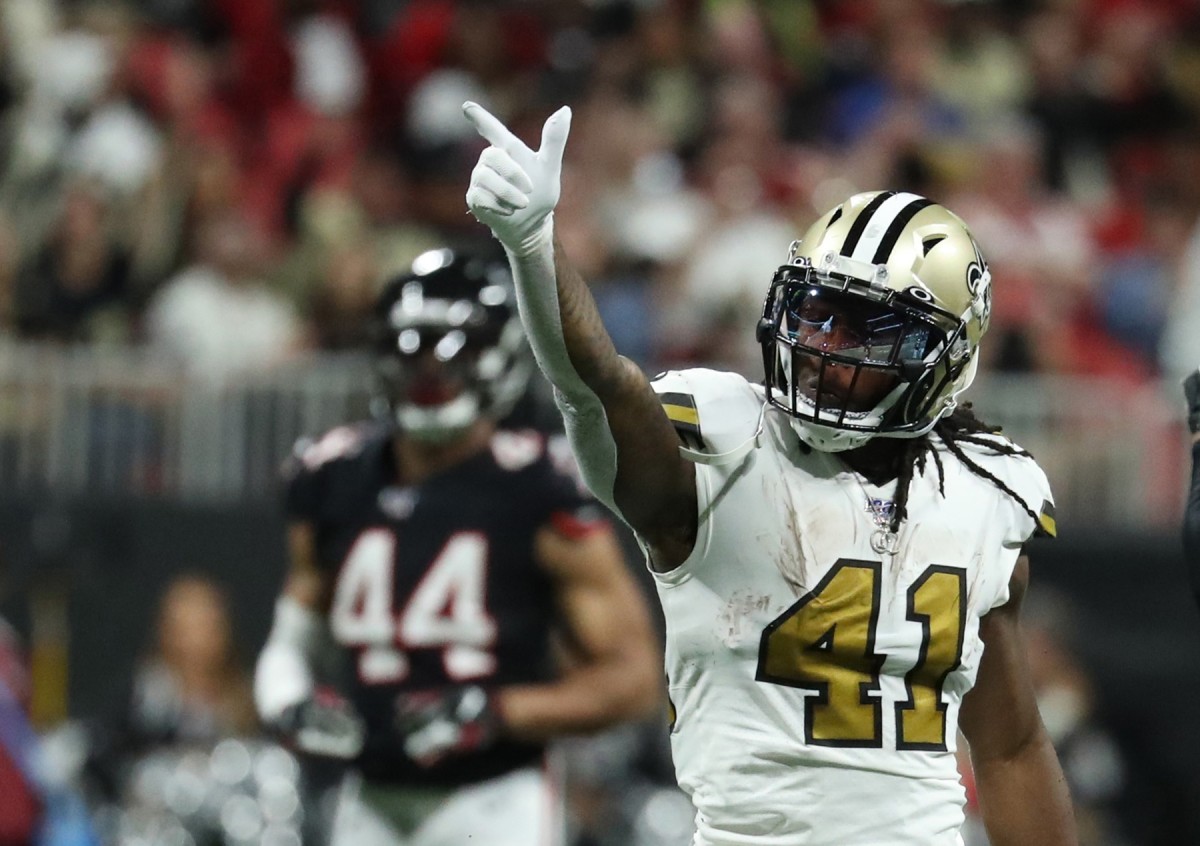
[538,105,572,168]
[462,101,529,157]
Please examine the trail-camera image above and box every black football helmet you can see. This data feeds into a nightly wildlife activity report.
[370,248,533,441]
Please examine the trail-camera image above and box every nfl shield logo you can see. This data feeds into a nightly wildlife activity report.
[865,496,896,527]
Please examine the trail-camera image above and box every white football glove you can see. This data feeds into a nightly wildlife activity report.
[463,101,571,254]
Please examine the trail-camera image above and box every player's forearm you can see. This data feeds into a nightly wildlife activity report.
[548,234,629,400]
[254,596,323,722]
[496,659,659,742]
[465,103,669,519]
[973,729,1077,846]
[504,222,624,405]
[503,223,634,515]
[462,101,624,408]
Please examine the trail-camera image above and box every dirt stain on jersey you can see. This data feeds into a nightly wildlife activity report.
[718,590,775,648]
[764,475,807,595]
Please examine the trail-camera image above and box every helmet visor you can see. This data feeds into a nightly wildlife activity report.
[374,326,486,408]
[776,283,943,365]
[762,271,963,430]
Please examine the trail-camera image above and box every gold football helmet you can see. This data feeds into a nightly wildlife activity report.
[758,191,992,452]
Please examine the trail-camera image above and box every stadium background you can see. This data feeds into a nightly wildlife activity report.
[1,0,1199,844]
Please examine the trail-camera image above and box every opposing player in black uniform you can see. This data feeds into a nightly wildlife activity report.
[1184,370,1200,612]
[253,248,661,846]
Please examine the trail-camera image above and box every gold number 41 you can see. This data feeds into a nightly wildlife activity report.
[756,558,966,750]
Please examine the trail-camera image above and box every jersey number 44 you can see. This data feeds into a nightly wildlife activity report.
[330,529,497,685]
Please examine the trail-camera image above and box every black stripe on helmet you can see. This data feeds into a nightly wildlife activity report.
[870,198,935,264]
[840,191,896,257]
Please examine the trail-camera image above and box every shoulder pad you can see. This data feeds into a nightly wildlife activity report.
[1035,499,1057,539]
[293,425,371,470]
[650,369,764,461]
[950,434,1056,540]
[281,423,381,521]
[283,424,377,486]
[656,387,703,449]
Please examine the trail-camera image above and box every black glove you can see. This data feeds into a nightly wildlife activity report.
[275,686,366,760]
[1186,370,1200,434]
[393,685,501,767]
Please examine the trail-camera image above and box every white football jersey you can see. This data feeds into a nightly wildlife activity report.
[649,369,1055,846]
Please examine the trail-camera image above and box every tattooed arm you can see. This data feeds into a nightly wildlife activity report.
[463,103,695,568]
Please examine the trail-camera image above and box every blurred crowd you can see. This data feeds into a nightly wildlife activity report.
[1,0,1200,382]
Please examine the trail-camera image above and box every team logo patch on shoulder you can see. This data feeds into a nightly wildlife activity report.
[1036,500,1057,538]
[660,392,701,439]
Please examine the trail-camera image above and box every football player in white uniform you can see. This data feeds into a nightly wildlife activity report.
[462,102,1077,846]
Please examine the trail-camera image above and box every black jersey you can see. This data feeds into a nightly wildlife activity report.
[284,422,599,786]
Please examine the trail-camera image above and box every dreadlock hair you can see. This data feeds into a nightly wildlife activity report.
[888,402,1043,535]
